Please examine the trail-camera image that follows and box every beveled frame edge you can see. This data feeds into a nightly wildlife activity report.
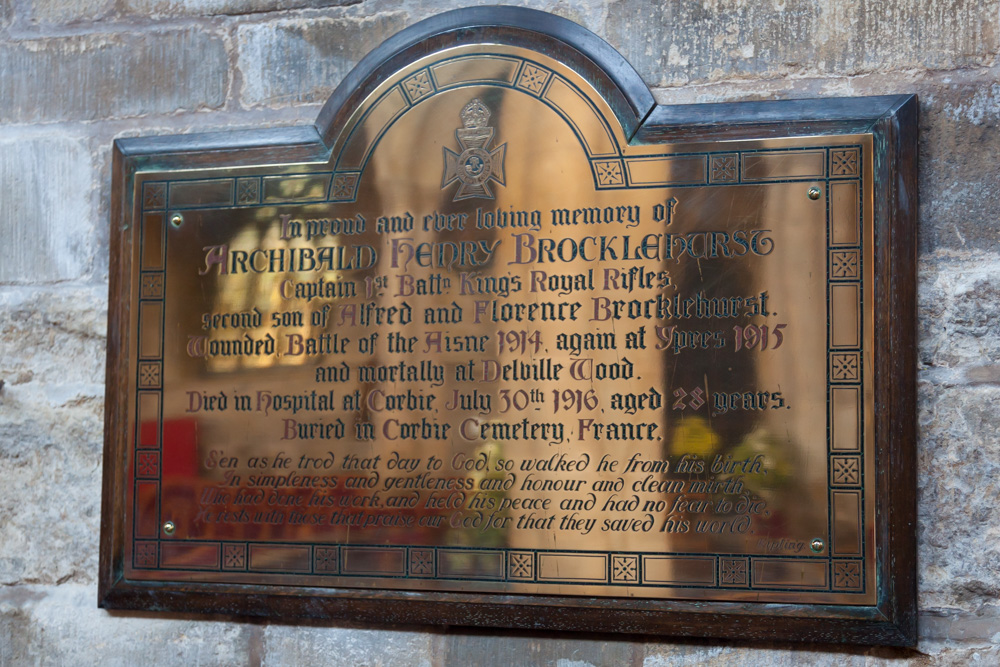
[98,6,918,648]
[870,93,919,647]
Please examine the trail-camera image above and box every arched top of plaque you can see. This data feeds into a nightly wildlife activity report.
[307,7,658,201]
[315,7,655,154]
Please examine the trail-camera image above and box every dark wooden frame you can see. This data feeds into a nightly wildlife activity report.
[100,6,917,646]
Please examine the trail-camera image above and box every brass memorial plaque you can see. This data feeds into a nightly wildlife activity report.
[101,8,917,645]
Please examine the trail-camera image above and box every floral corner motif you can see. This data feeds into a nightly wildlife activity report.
[719,557,749,586]
[140,273,164,299]
[830,352,861,382]
[833,561,863,591]
[516,63,551,95]
[830,250,860,279]
[710,154,738,183]
[831,455,862,486]
[236,178,260,205]
[137,361,162,388]
[593,159,625,187]
[315,546,339,573]
[137,451,160,478]
[331,173,360,201]
[403,70,435,103]
[611,554,639,584]
[830,148,860,177]
[134,541,158,568]
[508,552,534,580]
[409,549,434,577]
[142,183,166,210]
[223,544,247,570]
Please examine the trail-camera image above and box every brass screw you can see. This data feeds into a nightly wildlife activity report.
[170,213,183,227]
[807,186,822,200]
[810,538,825,553]
[163,521,176,536]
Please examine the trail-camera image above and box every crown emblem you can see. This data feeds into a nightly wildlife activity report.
[442,98,506,201]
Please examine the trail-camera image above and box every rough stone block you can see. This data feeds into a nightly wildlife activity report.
[440,632,637,666]
[606,0,999,87]
[643,644,873,666]
[0,134,94,284]
[263,624,433,665]
[0,584,256,665]
[0,29,228,123]
[0,285,106,396]
[356,0,600,34]
[643,642,999,665]
[22,0,113,24]
[237,13,407,108]
[123,0,356,17]
[0,409,103,586]
[918,254,1000,369]
[918,382,1000,612]
[0,286,107,585]
[917,80,1000,254]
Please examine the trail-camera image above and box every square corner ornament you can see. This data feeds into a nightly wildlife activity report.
[100,6,918,646]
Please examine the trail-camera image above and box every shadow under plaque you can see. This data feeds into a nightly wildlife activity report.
[99,6,918,647]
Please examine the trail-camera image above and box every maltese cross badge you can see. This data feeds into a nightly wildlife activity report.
[442,98,506,201]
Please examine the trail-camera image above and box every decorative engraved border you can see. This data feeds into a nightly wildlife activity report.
[830,148,860,177]
[236,177,260,205]
[593,159,625,187]
[830,249,860,280]
[831,455,862,487]
[508,551,534,579]
[515,62,552,96]
[145,54,846,210]
[132,199,167,564]
[611,554,640,584]
[136,538,880,594]
[409,548,435,577]
[132,137,867,596]
[719,557,749,587]
[158,145,836,208]
[402,68,436,104]
[143,548,814,596]
[710,154,738,183]
[142,182,166,211]
[825,145,865,592]
[223,544,248,571]
[833,560,864,591]
[314,546,339,574]
[133,541,158,568]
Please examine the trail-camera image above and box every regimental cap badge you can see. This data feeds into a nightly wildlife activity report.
[460,98,490,128]
[442,98,506,201]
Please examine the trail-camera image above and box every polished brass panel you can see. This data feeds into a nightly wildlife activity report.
[169,179,234,209]
[119,45,877,606]
[742,150,826,180]
[831,387,862,452]
[140,212,164,270]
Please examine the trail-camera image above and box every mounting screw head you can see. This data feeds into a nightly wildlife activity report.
[807,186,822,200]
[810,538,825,553]
[163,521,176,536]
[170,213,183,227]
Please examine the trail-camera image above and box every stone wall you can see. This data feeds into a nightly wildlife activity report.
[1,0,997,664]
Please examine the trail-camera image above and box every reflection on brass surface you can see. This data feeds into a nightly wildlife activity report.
[122,45,875,605]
